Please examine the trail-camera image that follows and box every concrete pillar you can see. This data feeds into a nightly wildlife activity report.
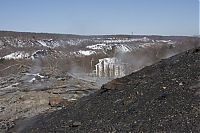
[96,65,100,77]
[118,66,120,76]
[113,64,115,77]
[107,64,110,77]
[90,58,94,73]
[101,60,104,77]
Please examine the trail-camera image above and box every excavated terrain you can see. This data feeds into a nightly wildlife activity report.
[11,47,200,133]
[0,69,99,133]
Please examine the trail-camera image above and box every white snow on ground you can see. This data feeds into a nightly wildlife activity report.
[138,43,155,48]
[65,39,90,46]
[37,40,48,47]
[0,83,19,91]
[74,50,96,56]
[102,37,150,43]
[25,73,45,83]
[31,49,49,59]
[129,37,150,42]
[86,43,107,50]
[51,41,60,48]
[25,73,45,78]
[116,44,131,52]
[87,43,131,53]
[156,40,171,43]
[29,77,36,83]
[156,40,175,44]
[2,51,30,59]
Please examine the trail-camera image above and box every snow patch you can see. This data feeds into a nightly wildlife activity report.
[102,37,150,43]
[29,77,36,83]
[25,73,45,83]
[115,44,131,52]
[37,40,48,47]
[74,50,96,56]
[2,51,30,60]
[86,43,107,50]
[87,43,131,53]
[156,40,175,44]
[25,73,45,78]
[31,50,48,59]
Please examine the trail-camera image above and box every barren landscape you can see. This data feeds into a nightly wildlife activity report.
[0,0,198,132]
[14,46,200,133]
[0,31,199,132]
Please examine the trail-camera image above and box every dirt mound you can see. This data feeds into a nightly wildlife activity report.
[13,47,200,133]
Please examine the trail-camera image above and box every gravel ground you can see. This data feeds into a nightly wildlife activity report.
[11,47,200,133]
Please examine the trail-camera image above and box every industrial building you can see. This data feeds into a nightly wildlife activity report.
[94,57,126,77]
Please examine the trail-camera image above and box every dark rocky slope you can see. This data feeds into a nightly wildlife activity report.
[14,47,200,133]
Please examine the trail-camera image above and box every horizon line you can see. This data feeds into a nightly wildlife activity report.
[0,30,198,37]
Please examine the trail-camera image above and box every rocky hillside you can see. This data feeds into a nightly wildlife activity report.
[16,47,200,133]
[0,31,199,77]
[0,31,198,60]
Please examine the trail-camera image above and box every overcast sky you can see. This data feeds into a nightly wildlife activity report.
[0,0,199,36]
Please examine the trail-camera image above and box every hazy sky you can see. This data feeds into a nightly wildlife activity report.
[0,0,199,35]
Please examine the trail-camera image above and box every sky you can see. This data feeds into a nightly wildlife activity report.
[0,0,199,36]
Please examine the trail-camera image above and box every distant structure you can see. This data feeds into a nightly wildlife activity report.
[95,57,126,77]
[90,58,94,71]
